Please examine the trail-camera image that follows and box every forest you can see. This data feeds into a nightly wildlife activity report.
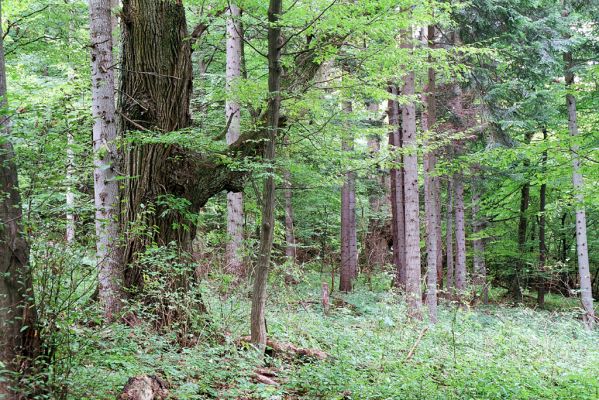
[0,0,598,399]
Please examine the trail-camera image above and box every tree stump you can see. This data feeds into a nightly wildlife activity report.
[118,375,169,400]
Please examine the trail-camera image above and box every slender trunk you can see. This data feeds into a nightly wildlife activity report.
[453,169,467,294]
[225,3,245,276]
[0,5,39,393]
[512,179,530,302]
[250,0,283,349]
[446,177,455,292]
[434,163,443,289]
[90,0,123,319]
[339,101,357,292]
[564,50,595,329]
[365,102,387,270]
[66,6,76,244]
[538,128,548,308]
[422,29,438,321]
[284,167,296,263]
[471,170,487,303]
[388,85,406,289]
[401,29,422,319]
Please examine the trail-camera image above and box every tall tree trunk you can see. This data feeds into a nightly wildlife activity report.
[89,0,124,319]
[564,49,595,329]
[339,100,357,292]
[66,127,76,243]
[453,168,466,294]
[387,85,406,289]
[0,4,39,394]
[512,175,530,302]
[422,28,438,322]
[365,102,387,270]
[471,169,487,303]
[283,167,296,263]
[446,177,455,292]
[250,0,282,349]
[224,3,245,276]
[401,29,422,319]
[538,129,548,308]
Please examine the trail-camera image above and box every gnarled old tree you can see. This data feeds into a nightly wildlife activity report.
[117,0,324,290]
[0,3,39,395]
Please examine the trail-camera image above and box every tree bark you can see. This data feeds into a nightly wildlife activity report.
[538,129,547,308]
[564,50,595,329]
[339,101,357,292]
[387,85,406,289]
[422,30,438,321]
[512,174,530,302]
[453,168,467,294]
[401,29,422,319]
[224,3,245,276]
[471,169,487,303]
[0,4,39,394]
[89,0,124,319]
[365,102,388,270]
[283,168,296,263]
[446,177,455,292]
[250,0,283,349]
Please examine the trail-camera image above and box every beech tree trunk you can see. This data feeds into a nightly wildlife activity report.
[446,177,455,292]
[283,167,297,263]
[387,85,406,289]
[89,0,124,319]
[422,32,438,322]
[250,0,283,349]
[401,30,422,319]
[339,100,358,292]
[471,170,487,303]
[0,5,39,394]
[224,3,245,276]
[512,177,530,302]
[564,50,595,329]
[538,129,547,308]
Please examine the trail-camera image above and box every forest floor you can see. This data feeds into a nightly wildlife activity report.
[67,272,599,399]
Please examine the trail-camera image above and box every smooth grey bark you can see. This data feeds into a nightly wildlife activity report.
[564,50,595,329]
[339,100,357,292]
[401,29,422,319]
[0,4,39,393]
[224,3,245,276]
[250,0,283,349]
[89,0,123,319]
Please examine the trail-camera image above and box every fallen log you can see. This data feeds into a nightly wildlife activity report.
[238,336,327,360]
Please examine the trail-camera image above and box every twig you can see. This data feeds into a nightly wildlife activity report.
[405,326,428,361]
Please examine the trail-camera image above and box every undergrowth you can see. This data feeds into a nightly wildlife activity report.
[60,271,598,399]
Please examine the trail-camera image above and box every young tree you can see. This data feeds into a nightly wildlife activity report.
[250,0,283,349]
[283,167,297,263]
[89,0,124,319]
[471,168,487,303]
[0,4,39,393]
[224,3,245,276]
[538,129,548,307]
[401,29,422,319]
[446,177,455,292]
